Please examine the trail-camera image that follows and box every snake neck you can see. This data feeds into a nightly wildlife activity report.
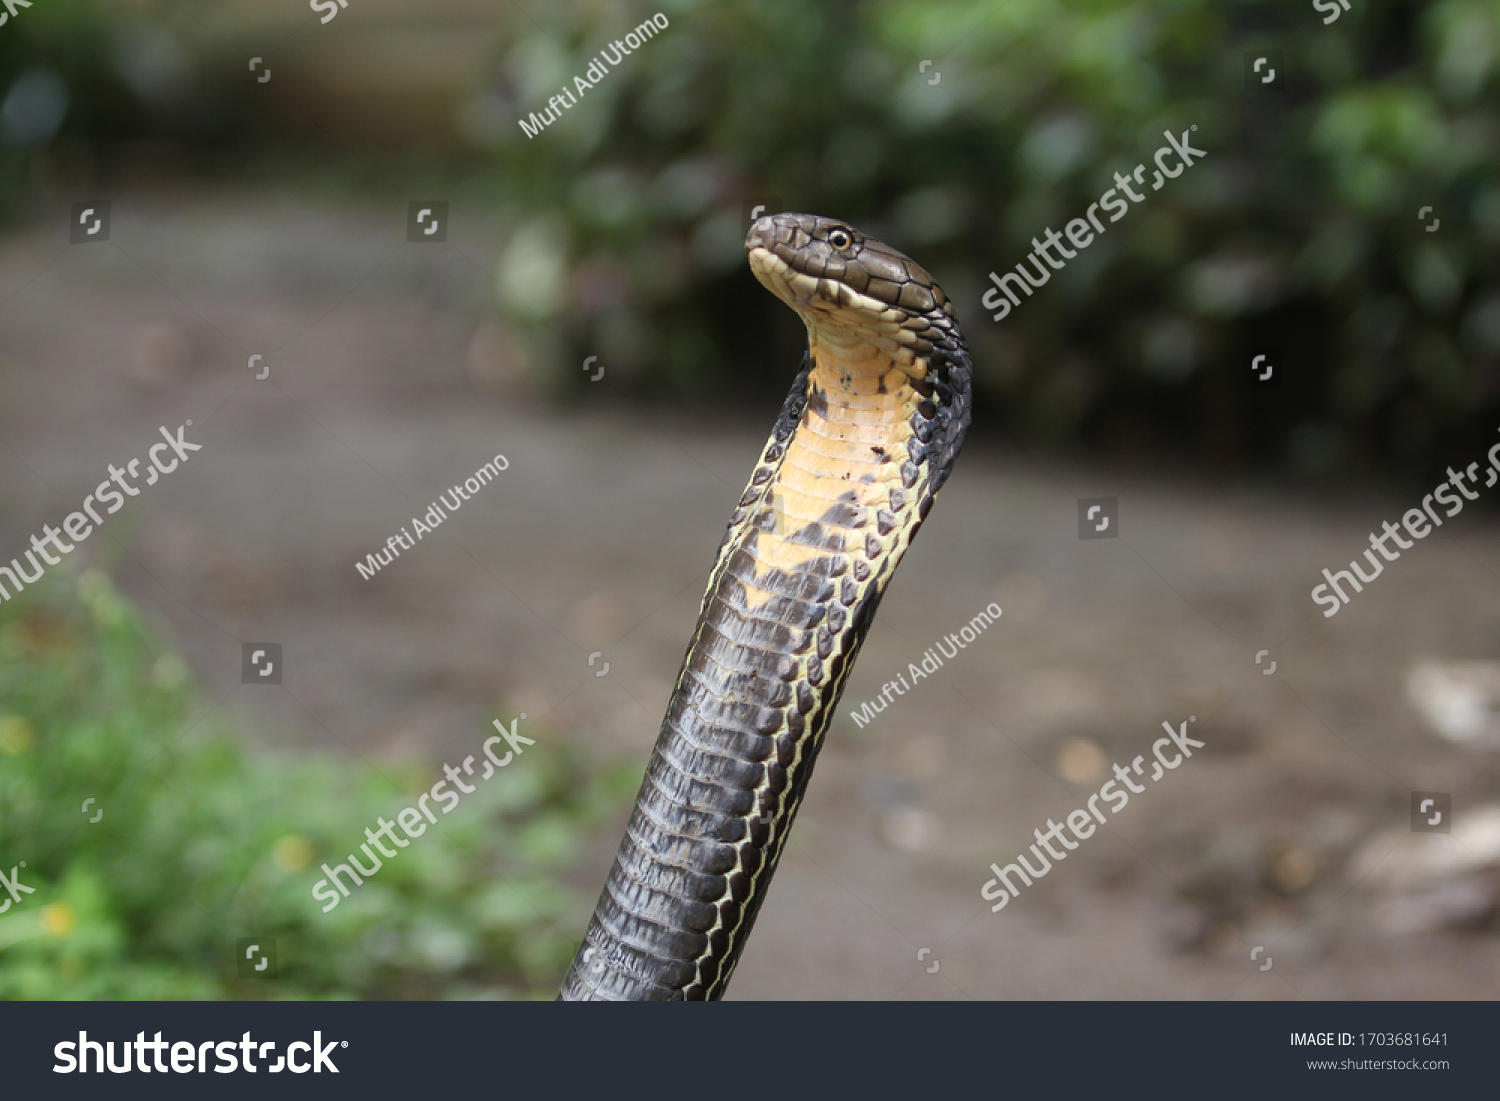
[745,347,925,601]
[559,333,968,1001]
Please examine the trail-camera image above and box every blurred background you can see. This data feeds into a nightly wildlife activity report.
[2,0,1499,999]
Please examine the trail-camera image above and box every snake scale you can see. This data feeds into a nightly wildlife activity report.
[559,213,972,1000]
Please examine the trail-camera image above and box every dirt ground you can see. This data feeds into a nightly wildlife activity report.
[3,188,1498,999]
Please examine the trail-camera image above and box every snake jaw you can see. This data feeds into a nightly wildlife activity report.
[748,244,901,329]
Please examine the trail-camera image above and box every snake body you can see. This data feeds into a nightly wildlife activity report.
[559,213,971,1000]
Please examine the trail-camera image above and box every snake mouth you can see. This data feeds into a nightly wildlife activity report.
[745,212,945,317]
[746,213,897,323]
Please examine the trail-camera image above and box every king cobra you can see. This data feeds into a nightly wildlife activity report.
[559,213,972,1000]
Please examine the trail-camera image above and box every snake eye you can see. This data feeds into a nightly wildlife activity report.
[827,228,852,250]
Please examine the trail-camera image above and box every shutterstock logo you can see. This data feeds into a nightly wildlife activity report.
[236,937,279,979]
[241,643,282,685]
[55,1030,345,1074]
[407,201,448,242]
[1078,497,1118,539]
[70,200,111,243]
[1410,791,1451,834]
[311,0,349,24]
[0,862,35,913]
[744,198,781,234]
[0,0,34,28]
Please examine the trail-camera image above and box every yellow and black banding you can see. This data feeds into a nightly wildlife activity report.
[559,213,972,1001]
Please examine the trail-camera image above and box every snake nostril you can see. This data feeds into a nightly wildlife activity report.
[746,215,775,242]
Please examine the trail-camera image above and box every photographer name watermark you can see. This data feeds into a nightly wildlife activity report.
[355,454,508,580]
[849,603,1002,729]
[518,14,669,139]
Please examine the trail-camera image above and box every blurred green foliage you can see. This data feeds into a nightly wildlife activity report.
[0,569,630,999]
[0,0,140,220]
[481,0,1500,478]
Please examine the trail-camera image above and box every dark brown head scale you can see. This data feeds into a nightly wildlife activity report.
[744,212,957,325]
